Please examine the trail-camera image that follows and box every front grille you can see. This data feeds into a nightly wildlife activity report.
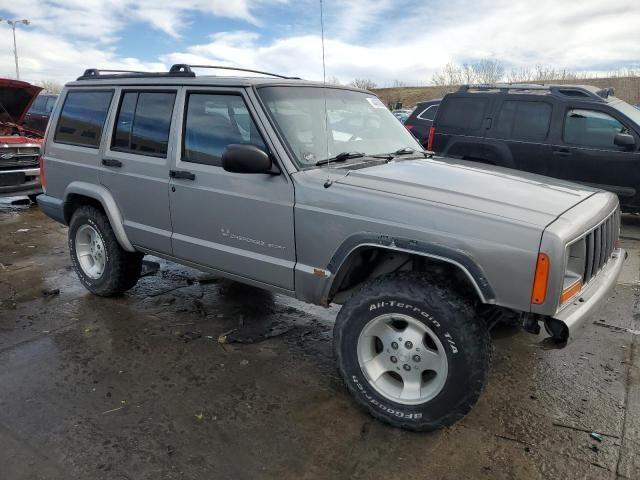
[0,146,40,170]
[582,207,620,284]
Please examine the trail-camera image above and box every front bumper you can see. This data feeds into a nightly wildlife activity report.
[549,247,626,343]
[0,167,41,198]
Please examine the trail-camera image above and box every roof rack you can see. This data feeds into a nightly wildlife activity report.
[77,68,195,80]
[170,64,300,79]
[77,64,299,81]
[457,83,614,102]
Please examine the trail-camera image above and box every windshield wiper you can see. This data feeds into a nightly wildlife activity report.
[315,151,365,166]
[393,147,417,156]
[371,147,426,161]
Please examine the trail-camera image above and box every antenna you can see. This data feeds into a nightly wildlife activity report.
[319,0,332,187]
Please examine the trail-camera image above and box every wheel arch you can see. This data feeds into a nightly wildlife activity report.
[325,234,495,305]
[63,181,135,252]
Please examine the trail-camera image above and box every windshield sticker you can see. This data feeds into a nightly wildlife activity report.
[303,151,316,163]
[366,97,387,109]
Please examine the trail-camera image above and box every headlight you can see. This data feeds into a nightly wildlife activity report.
[561,239,585,304]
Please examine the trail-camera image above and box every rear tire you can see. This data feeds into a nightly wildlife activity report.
[69,205,143,296]
[334,272,490,431]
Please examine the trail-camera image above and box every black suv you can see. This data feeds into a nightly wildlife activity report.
[403,99,440,146]
[430,84,640,212]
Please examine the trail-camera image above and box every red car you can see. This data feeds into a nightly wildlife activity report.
[0,79,46,201]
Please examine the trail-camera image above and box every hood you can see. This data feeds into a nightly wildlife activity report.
[335,156,598,227]
[0,78,43,124]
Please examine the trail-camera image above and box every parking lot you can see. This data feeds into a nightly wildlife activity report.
[1,199,639,480]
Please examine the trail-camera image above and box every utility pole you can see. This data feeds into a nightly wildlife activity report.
[2,19,30,80]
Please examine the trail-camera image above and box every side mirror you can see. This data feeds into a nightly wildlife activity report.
[614,133,635,149]
[221,144,276,174]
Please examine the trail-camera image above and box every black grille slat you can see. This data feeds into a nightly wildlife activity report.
[593,226,602,275]
[600,223,606,270]
[584,232,594,282]
[604,219,611,266]
[580,207,620,286]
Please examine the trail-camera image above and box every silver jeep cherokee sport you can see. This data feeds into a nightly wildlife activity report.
[38,65,626,431]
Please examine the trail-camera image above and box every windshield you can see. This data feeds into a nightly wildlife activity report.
[613,99,640,127]
[257,86,422,168]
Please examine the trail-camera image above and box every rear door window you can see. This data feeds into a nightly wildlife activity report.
[112,91,176,157]
[563,109,626,148]
[182,93,267,167]
[54,90,113,148]
[438,97,488,131]
[495,101,552,141]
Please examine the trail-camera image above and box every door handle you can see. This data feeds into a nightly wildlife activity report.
[102,158,123,167]
[552,149,573,157]
[170,170,196,180]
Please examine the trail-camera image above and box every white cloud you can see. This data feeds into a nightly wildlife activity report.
[0,0,280,39]
[0,0,639,86]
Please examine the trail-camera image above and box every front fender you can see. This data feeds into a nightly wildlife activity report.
[64,181,135,252]
[294,233,496,306]
[327,233,495,302]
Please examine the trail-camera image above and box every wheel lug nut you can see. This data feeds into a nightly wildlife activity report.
[405,341,413,349]
[403,364,411,371]
[390,356,397,363]
[413,355,421,362]
[391,342,398,349]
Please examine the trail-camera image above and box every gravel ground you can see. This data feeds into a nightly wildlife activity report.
[1,199,639,480]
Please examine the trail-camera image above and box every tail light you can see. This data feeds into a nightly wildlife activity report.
[531,253,550,305]
[404,124,414,130]
[39,156,46,191]
[427,127,435,151]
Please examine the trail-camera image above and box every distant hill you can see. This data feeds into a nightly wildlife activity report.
[373,76,640,109]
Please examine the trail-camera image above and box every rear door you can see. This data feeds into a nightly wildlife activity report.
[100,87,178,254]
[484,99,554,174]
[168,87,296,291]
[552,107,640,208]
[432,95,492,158]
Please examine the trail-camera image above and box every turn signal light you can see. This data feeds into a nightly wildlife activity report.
[560,279,582,304]
[531,253,550,304]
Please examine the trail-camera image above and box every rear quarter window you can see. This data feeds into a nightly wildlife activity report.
[437,97,488,131]
[54,90,114,148]
[417,104,438,121]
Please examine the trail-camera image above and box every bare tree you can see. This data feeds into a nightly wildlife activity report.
[506,67,532,83]
[349,78,377,89]
[392,79,407,87]
[432,63,467,86]
[325,76,342,85]
[472,59,504,84]
[36,80,63,94]
[432,58,504,86]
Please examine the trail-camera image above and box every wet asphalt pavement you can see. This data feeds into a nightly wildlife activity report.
[1,199,640,480]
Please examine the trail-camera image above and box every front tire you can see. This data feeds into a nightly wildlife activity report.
[69,205,143,296]
[334,272,490,431]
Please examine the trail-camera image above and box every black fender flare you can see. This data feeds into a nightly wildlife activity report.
[326,233,496,303]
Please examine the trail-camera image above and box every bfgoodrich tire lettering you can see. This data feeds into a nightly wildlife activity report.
[334,272,491,431]
[69,205,143,296]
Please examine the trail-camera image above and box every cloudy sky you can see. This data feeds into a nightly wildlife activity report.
[0,0,638,86]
